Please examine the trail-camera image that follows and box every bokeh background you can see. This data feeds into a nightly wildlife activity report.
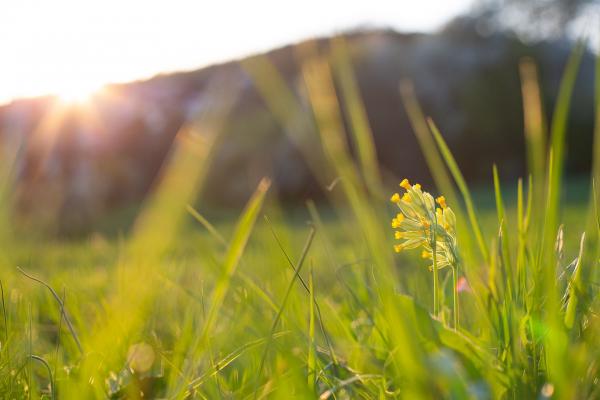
[0,0,598,234]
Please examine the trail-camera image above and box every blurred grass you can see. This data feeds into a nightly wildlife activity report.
[0,186,590,398]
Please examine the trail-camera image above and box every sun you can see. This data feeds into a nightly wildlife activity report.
[56,82,102,104]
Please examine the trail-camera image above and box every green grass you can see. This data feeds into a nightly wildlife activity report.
[0,39,599,399]
[0,198,590,399]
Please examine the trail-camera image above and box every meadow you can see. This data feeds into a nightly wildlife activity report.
[0,40,599,399]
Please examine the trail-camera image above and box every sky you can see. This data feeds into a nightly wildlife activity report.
[0,0,473,104]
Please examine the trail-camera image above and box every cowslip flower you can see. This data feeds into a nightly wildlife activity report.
[390,179,458,271]
[390,178,461,327]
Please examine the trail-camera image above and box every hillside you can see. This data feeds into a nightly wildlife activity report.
[0,20,595,232]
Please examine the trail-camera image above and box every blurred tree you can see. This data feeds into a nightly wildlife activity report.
[473,0,599,40]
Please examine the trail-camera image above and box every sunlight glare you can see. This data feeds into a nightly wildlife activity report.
[0,0,472,105]
[57,82,102,104]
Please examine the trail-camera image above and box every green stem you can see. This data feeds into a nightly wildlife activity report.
[433,261,439,318]
[431,204,439,319]
[452,266,459,330]
[432,233,439,318]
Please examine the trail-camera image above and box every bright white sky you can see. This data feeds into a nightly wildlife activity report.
[0,0,472,104]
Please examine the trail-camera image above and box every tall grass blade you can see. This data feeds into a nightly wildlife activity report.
[307,267,316,393]
[265,215,339,367]
[254,225,315,397]
[184,331,290,395]
[201,178,271,344]
[330,36,382,196]
[186,205,227,246]
[564,233,586,329]
[519,58,547,202]
[399,81,458,206]
[593,52,600,198]
[17,268,82,354]
[0,280,12,394]
[29,355,54,400]
[545,42,584,242]
[301,54,393,280]
[538,42,584,396]
[516,178,528,303]
[427,118,489,262]
[493,165,514,300]
[185,207,280,314]
[241,55,333,189]
[586,51,600,284]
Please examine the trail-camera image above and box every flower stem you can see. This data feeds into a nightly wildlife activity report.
[432,240,439,318]
[433,262,438,318]
[452,266,459,330]
[431,206,439,319]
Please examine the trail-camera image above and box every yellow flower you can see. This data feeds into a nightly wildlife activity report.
[390,182,461,328]
[399,178,411,190]
[436,196,447,209]
[391,183,459,272]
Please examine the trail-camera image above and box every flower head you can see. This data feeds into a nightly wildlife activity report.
[390,179,459,270]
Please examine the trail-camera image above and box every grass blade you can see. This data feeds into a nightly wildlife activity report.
[200,178,271,344]
[545,42,584,242]
[330,36,382,196]
[399,80,458,207]
[427,118,489,262]
[308,266,316,393]
[493,165,514,300]
[519,58,547,201]
[254,225,316,397]
[564,233,586,329]
[17,268,82,354]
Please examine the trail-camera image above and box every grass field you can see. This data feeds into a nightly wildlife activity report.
[0,190,589,399]
[0,40,599,399]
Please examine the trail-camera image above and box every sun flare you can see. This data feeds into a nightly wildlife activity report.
[0,0,473,105]
[55,82,103,104]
